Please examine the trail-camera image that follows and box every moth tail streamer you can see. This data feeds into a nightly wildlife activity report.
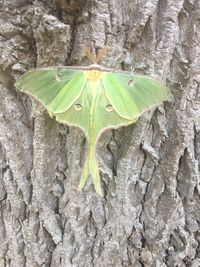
[78,144,102,196]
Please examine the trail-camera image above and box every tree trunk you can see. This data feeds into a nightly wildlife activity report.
[0,0,200,266]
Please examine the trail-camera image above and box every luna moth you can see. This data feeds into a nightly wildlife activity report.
[15,48,172,196]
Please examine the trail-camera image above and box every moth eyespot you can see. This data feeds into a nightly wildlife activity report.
[105,104,113,112]
[74,103,82,111]
[55,73,62,81]
[128,79,135,87]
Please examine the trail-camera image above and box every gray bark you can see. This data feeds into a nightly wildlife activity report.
[0,0,200,266]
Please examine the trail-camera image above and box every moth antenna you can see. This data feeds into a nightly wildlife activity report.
[96,47,107,63]
[85,42,97,64]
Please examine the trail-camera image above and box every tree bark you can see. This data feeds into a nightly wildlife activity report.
[0,0,200,266]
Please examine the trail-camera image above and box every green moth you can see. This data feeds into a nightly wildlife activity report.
[15,48,172,196]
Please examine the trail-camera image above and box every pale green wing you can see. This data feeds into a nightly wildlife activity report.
[53,80,137,195]
[53,80,136,138]
[102,72,172,120]
[15,69,87,113]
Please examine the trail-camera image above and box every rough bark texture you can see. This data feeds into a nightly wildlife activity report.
[0,0,200,266]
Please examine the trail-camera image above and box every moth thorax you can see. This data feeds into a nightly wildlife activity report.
[85,70,102,81]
